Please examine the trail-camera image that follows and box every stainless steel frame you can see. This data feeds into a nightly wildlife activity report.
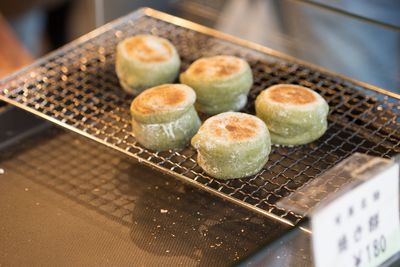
[1,8,399,227]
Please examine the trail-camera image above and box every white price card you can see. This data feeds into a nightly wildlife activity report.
[311,163,400,267]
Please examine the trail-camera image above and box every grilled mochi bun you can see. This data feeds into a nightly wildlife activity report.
[180,55,253,115]
[255,84,329,146]
[116,35,181,94]
[191,112,271,179]
[130,84,201,151]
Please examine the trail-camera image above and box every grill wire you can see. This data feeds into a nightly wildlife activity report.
[1,12,399,225]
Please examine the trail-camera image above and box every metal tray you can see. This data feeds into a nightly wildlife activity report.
[1,8,399,226]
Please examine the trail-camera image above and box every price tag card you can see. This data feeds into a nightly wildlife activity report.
[311,163,400,267]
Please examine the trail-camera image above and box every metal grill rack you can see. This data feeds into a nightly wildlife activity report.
[1,9,399,226]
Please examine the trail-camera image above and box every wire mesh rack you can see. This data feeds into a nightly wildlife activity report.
[0,8,399,226]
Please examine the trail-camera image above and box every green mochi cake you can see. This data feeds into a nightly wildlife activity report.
[191,112,271,179]
[255,84,329,145]
[116,35,181,94]
[130,84,201,151]
[180,55,253,115]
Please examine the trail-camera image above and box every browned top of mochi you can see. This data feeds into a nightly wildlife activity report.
[267,85,316,105]
[123,35,173,63]
[131,84,195,115]
[202,112,265,142]
[187,56,245,78]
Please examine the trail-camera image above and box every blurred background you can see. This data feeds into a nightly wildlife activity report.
[0,0,399,92]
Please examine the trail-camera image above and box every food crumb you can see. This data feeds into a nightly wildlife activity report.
[160,209,168,213]
[24,188,29,192]
[0,168,4,175]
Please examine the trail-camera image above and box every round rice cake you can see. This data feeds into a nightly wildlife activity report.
[255,84,329,145]
[180,55,253,115]
[191,112,271,179]
[131,84,201,151]
[116,35,180,94]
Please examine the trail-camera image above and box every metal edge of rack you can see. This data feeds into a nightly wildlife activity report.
[0,7,398,230]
